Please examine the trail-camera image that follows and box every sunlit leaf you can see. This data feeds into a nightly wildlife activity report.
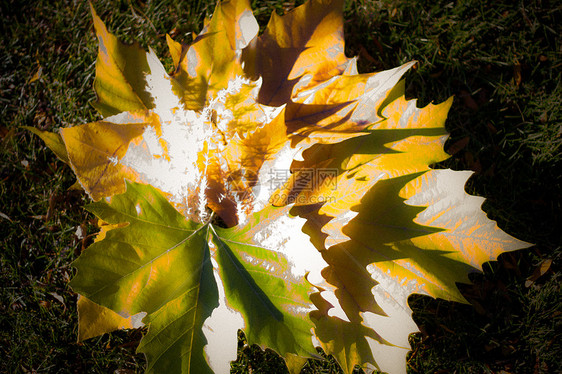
[242,0,348,105]
[71,181,319,372]
[28,0,533,373]
[59,115,149,201]
[211,206,318,358]
[77,295,144,341]
[89,3,154,116]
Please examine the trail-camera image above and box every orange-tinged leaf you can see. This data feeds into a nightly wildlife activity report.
[244,0,348,105]
[285,101,369,147]
[205,110,290,226]
[60,116,149,200]
[299,169,531,373]
[293,61,415,109]
[170,0,258,109]
[273,96,451,209]
[272,74,527,373]
[90,2,154,116]
[166,34,185,71]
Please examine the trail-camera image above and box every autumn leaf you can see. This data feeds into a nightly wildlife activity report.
[89,3,155,116]
[72,181,318,373]
[28,0,532,373]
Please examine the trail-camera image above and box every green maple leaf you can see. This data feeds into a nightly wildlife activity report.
[28,0,532,372]
[72,181,317,373]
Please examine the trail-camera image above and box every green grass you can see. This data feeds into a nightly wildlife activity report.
[1,0,560,373]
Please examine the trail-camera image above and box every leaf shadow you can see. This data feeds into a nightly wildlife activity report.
[295,171,479,335]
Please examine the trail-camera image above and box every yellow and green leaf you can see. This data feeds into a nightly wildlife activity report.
[26,0,533,373]
[71,181,319,373]
[89,3,154,116]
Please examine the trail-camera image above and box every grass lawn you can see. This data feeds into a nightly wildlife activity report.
[1,0,560,373]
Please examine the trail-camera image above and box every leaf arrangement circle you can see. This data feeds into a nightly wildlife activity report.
[30,0,531,373]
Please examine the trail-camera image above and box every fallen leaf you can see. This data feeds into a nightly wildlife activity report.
[29,1,532,373]
[525,259,552,287]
